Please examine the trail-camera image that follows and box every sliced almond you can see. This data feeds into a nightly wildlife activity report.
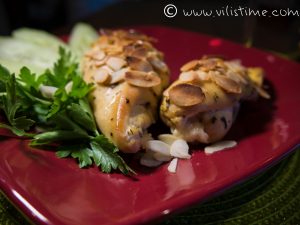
[153,152,173,162]
[170,139,191,159]
[148,56,168,73]
[180,60,199,72]
[106,57,126,71]
[106,46,123,55]
[100,65,114,75]
[125,71,161,88]
[158,134,179,145]
[94,58,107,67]
[93,51,106,61]
[226,71,248,85]
[110,68,128,84]
[124,44,149,59]
[179,71,198,82]
[94,69,110,84]
[169,83,205,107]
[126,56,153,72]
[213,74,242,94]
[145,140,170,156]
[167,158,178,173]
[140,152,162,167]
[85,49,105,61]
[196,70,210,81]
[204,140,237,154]
[254,85,271,99]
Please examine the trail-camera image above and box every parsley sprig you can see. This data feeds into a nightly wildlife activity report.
[0,47,135,175]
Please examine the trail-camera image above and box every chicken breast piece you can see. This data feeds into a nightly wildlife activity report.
[160,56,269,143]
[82,30,169,153]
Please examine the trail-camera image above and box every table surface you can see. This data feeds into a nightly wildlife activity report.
[1,1,300,224]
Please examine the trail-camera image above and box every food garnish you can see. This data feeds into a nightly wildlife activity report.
[0,48,134,175]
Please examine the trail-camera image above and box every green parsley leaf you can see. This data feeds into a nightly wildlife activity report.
[0,47,135,175]
[56,145,93,168]
[0,71,35,136]
[91,136,135,175]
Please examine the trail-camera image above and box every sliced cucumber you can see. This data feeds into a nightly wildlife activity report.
[0,58,45,75]
[0,37,59,75]
[12,27,67,51]
[69,23,99,58]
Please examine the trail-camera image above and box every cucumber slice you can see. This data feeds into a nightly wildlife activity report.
[12,27,67,51]
[0,58,45,75]
[0,37,59,74]
[69,23,99,58]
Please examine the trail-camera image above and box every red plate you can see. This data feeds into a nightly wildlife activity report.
[0,26,300,225]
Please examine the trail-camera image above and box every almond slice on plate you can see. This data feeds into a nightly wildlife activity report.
[213,74,242,94]
[145,140,170,156]
[170,139,191,159]
[140,152,163,167]
[204,140,237,154]
[125,71,161,87]
[168,158,178,173]
[180,60,199,72]
[158,134,179,145]
[169,83,205,107]
[153,152,173,162]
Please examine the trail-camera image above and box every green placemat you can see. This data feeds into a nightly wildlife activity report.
[0,150,299,225]
[162,149,300,225]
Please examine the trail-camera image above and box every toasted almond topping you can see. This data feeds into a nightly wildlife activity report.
[213,74,242,94]
[196,70,210,80]
[169,83,205,107]
[93,51,106,61]
[179,71,198,82]
[106,57,126,71]
[226,71,248,85]
[85,49,104,59]
[124,43,149,58]
[100,65,114,75]
[94,58,107,67]
[180,60,199,72]
[110,68,128,84]
[148,56,168,73]
[94,69,109,84]
[254,85,271,99]
[125,71,161,87]
[126,56,153,72]
[106,46,123,55]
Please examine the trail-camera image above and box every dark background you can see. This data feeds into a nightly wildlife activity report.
[0,0,299,60]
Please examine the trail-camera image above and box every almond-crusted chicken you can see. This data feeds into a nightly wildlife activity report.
[82,30,169,153]
[160,56,269,144]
